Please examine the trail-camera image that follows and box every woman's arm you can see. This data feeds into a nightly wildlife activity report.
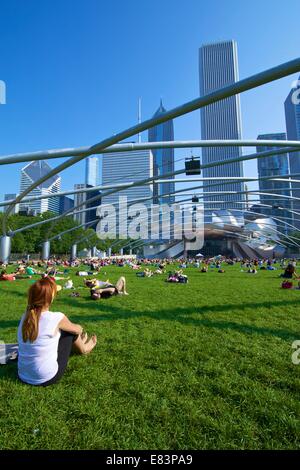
[58,315,83,335]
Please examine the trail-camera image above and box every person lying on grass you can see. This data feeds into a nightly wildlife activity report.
[166,271,188,283]
[153,268,165,275]
[18,277,97,387]
[0,269,16,281]
[90,276,129,299]
[200,265,208,273]
[11,265,42,278]
[136,268,153,278]
[0,269,31,281]
[84,278,112,289]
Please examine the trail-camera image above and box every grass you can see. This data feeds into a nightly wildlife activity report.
[0,262,300,450]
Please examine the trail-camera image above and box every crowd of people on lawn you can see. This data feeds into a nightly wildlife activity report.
[1,253,299,386]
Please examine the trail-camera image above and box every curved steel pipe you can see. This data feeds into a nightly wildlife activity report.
[3,57,300,234]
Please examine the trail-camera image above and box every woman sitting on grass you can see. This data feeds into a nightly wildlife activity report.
[281,263,299,279]
[90,276,129,299]
[18,277,97,386]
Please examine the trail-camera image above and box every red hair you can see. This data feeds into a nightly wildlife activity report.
[22,277,57,343]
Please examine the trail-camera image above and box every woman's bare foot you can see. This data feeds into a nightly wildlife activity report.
[84,335,97,354]
[124,291,129,296]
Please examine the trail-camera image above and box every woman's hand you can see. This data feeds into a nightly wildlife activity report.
[59,316,84,336]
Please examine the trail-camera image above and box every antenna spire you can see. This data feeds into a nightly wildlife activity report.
[138,97,142,143]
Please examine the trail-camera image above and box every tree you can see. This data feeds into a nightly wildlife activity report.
[0,211,95,255]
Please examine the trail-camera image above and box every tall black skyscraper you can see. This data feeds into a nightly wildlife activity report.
[148,100,175,205]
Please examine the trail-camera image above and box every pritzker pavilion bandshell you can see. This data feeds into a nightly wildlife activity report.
[1,57,300,262]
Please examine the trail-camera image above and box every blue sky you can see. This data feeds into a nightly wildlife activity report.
[0,0,300,201]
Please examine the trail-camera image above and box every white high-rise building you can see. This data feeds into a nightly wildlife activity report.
[101,149,153,206]
[85,156,99,187]
[19,161,61,214]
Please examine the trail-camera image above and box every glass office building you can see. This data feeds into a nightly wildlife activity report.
[85,156,100,187]
[101,149,153,206]
[199,40,244,213]
[256,133,291,232]
[285,77,300,226]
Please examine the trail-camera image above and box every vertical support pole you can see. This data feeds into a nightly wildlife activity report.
[120,248,124,255]
[108,247,112,257]
[183,238,188,259]
[42,240,50,261]
[129,249,133,255]
[71,244,77,261]
[0,236,11,264]
[91,246,97,257]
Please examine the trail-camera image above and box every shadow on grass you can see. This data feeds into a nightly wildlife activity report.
[60,296,300,340]
[0,362,19,383]
[2,291,299,341]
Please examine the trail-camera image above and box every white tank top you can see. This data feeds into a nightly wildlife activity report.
[18,310,65,385]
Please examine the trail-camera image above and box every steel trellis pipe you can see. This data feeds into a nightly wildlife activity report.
[3,57,300,235]
[35,147,300,237]
[1,139,300,166]
[16,146,300,237]
[47,219,98,243]
[107,202,300,248]
[3,146,300,237]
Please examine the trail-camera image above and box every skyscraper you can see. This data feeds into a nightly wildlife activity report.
[19,161,61,214]
[85,156,99,187]
[256,133,291,231]
[3,194,19,214]
[59,195,74,215]
[73,184,86,225]
[73,184,100,228]
[101,149,153,206]
[285,77,300,224]
[199,40,244,212]
[148,101,175,204]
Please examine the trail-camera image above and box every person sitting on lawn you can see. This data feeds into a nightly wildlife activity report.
[18,277,97,386]
[281,263,299,279]
[247,267,257,274]
[90,276,129,299]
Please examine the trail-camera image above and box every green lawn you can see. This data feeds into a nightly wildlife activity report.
[0,263,300,450]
